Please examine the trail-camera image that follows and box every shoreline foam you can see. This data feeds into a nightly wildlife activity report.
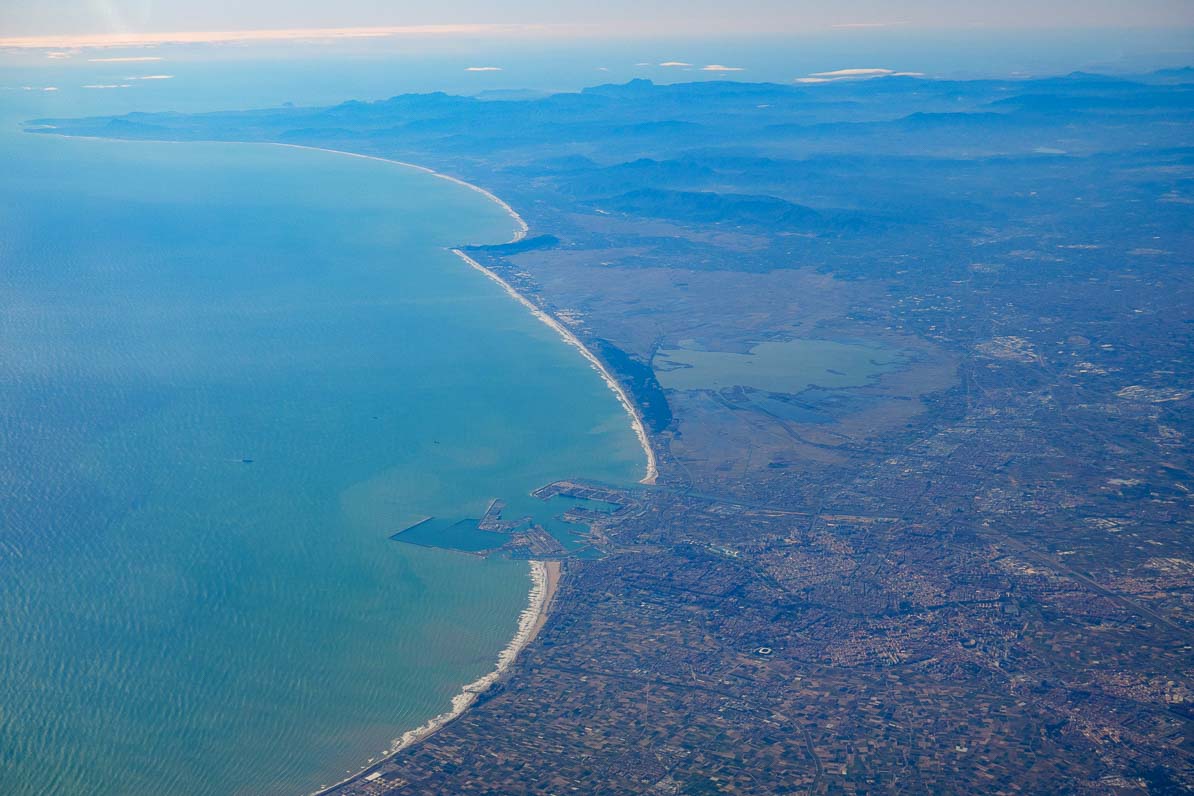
[40,135,654,482]
[310,560,556,796]
[46,133,653,792]
[452,249,659,485]
[384,559,551,754]
[275,143,657,485]
[269,144,654,791]
[272,143,529,243]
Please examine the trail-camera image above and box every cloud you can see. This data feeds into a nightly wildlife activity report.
[0,25,548,50]
[126,74,174,80]
[45,51,73,59]
[702,64,744,72]
[465,66,502,72]
[659,61,692,67]
[797,67,924,84]
[597,67,610,72]
[810,68,895,77]
[634,62,651,67]
[83,84,131,89]
[88,56,163,63]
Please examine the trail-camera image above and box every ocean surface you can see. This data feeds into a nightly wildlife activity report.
[0,74,642,793]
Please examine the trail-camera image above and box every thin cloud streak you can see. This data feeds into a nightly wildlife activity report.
[0,24,552,50]
[797,67,924,84]
[810,68,895,77]
[702,64,744,71]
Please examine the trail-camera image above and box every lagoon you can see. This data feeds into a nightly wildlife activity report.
[654,338,905,395]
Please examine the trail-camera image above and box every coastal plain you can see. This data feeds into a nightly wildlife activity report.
[34,70,1194,793]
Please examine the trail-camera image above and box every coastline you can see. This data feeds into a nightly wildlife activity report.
[37,134,655,483]
[383,560,555,754]
[273,143,657,485]
[41,132,653,791]
[271,143,530,243]
[310,560,559,796]
[274,143,651,791]
[452,249,659,485]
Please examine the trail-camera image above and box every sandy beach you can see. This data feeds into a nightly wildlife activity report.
[382,559,555,755]
[309,559,559,796]
[529,560,562,639]
[452,249,658,485]
[272,143,530,243]
[249,142,652,792]
[271,143,657,485]
[48,136,654,484]
[53,134,645,792]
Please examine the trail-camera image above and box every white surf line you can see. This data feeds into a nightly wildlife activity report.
[271,143,529,243]
[39,134,654,479]
[273,142,653,793]
[39,132,652,793]
[452,249,658,485]
[38,138,520,244]
[272,143,656,484]
[309,561,550,796]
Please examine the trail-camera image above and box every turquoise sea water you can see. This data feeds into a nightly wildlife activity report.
[0,94,641,792]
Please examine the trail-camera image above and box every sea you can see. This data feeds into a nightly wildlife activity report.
[0,55,645,795]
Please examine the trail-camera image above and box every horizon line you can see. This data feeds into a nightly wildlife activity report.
[4,22,1194,51]
[0,24,564,50]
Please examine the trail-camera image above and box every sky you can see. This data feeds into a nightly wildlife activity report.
[3,0,1194,41]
